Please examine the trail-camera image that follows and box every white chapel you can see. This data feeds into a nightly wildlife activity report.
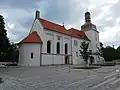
[18,10,104,66]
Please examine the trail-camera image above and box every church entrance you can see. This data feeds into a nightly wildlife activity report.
[65,56,69,64]
[64,43,69,64]
[90,56,94,65]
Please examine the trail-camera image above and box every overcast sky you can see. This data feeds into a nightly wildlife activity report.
[0,0,120,47]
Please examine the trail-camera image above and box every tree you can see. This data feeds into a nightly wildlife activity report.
[97,42,104,56]
[103,46,117,61]
[0,15,10,62]
[5,42,19,63]
[79,41,91,65]
[116,46,120,59]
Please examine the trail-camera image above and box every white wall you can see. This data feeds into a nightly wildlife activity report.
[41,28,93,65]
[22,18,73,65]
[43,30,72,54]
[71,37,87,65]
[29,19,47,53]
[41,54,53,65]
[30,19,44,37]
[84,30,100,52]
[19,43,41,66]
[54,55,63,64]
[84,29,104,64]
[40,29,72,65]
[41,54,72,65]
[41,55,64,65]
[20,18,101,66]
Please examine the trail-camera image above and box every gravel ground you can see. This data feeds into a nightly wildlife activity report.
[0,65,120,90]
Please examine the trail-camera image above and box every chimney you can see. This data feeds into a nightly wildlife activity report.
[35,10,40,19]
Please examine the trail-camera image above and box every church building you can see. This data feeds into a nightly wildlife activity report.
[18,10,104,66]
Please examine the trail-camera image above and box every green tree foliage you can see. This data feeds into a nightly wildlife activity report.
[79,41,91,64]
[6,43,19,63]
[97,42,119,61]
[116,46,120,59]
[97,42,104,56]
[0,15,10,61]
[103,46,117,61]
[0,15,19,63]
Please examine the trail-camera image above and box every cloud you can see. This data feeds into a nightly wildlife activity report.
[0,0,120,48]
[0,0,41,9]
[7,23,15,29]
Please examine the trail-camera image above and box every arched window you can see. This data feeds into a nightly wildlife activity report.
[31,52,33,59]
[65,43,68,54]
[47,40,51,53]
[56,42,60,54]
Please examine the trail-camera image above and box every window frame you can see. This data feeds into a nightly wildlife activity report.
[56,42,60,54]
[47,40,51,53]
[31,52,33,59]
[57,36,60,40]
[74,40,78,46]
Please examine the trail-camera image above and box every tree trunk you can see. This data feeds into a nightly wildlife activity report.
[85,59,89,67]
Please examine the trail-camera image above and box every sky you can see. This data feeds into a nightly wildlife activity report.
[0,0,120,48]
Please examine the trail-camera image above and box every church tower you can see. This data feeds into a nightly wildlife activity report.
[85,11,91,23]
[81,11,97,31]
[81,11,101,64]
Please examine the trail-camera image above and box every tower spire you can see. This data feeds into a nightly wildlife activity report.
[85,10,91,23]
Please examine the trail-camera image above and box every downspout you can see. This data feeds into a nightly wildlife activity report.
[40,44,42,66]
[71,36,73,65]
[53,33,55,66]
[62,36,63,65]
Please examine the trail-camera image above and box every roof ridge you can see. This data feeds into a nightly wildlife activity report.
[39,18,87,40]
[69,28,83,32]
[39,18,65,28]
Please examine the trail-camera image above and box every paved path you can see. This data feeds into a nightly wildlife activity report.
[0,65,120,90]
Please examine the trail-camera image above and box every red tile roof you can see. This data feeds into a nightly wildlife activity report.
[39,18,70,35]
[21,31,42,43]
[68,28,85,39]
[39,18,87,39]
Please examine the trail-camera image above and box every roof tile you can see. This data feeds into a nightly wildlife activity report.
[39,18,86,39]
[22,31,42,43]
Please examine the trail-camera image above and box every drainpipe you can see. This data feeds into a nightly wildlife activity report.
[71,36,73,65]
[62,36,63,65]
[40,44,42,66]
[53,33,54,66]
